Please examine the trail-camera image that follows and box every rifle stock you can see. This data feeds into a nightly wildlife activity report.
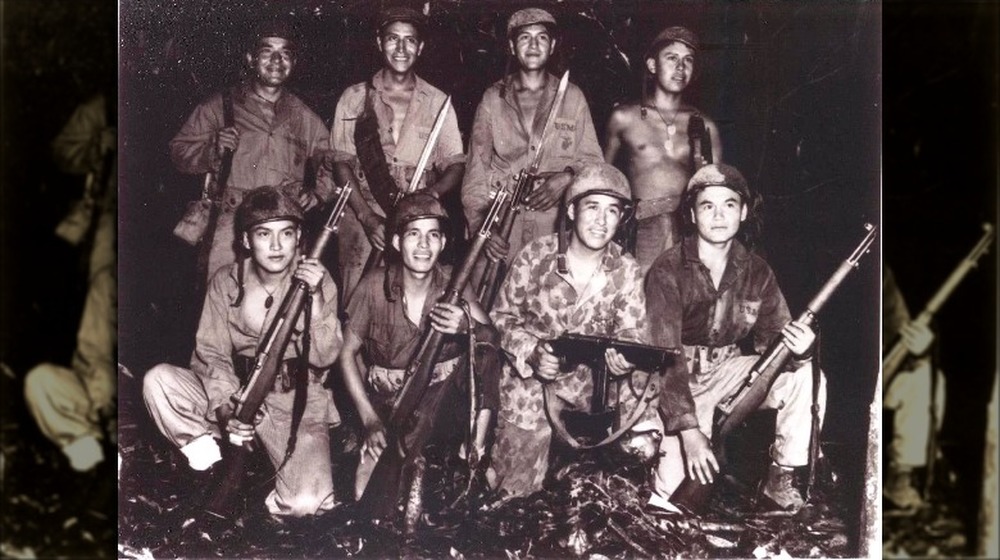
[883,223,994,388]
[203,184,352,519]
[358,184,509,518]
[671,223,876,514]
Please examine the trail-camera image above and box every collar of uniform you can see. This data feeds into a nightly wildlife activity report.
[681,234,749,263]
[384,259,447,303]
[235,83,293,122]
[371,69,432,100]
[542,234,625,279]
[500,71,558,108]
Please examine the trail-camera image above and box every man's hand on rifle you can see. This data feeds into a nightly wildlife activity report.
[294,256,326,293]
[605,348,636,377]
[361,212,386,251]
[680,428,720,485]
[360,416,387,465]
[525,170,574,212]
[900,321,934,357]
[484,235,510,262]
[216,403,255,447]
[429,302,469,335]
[529,342,561,381]
[216,126,239,157]
[781,321,817,358]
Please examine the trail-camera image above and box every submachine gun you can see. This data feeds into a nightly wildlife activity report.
[203,183,352,519]
[357,170,512,519]
[671,222,877,514]
[544,333,677,449]
[475,70,570,311]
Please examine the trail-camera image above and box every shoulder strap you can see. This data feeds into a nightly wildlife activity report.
[353,81,400,212]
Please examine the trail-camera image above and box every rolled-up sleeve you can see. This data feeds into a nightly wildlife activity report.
[330,86,363,164]
[645,262,698,433]
[52,95,107,175]
[461,94,495,233]
[169,93,224,176]
[433,99,465,171]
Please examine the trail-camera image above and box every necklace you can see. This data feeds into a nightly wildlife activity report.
[650,104,680,156]
[263,284,278,309]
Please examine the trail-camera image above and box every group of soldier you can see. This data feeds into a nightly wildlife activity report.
[21,4,931,534]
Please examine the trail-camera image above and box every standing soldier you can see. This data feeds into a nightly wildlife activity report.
[604,26,722,273]
[170,17,334,280]
[462,7,604,290]
[330,7,466,298]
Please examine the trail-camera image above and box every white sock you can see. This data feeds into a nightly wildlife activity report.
[181,433,222,471]
[63,435,104,472]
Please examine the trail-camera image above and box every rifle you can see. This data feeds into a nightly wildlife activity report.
[476,71,570,311]
[203,182,352,519]
[357,175,511,519]
[544,333,677,449]
[688,113,713,170]
[883,223,994,387]
[359,96,452,278]
[671,222,877,514]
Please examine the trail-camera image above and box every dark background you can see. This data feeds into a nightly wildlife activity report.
[0,0,996,554]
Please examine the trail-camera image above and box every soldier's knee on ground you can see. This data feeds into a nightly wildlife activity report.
[23,363,60,404]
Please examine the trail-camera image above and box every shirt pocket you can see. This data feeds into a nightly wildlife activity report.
[733,298,762,333]
[551,117,578,158]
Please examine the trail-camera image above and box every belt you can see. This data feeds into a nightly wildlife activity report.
[683,344,740,377]
[233,355,304,394]
[367,355,463,396]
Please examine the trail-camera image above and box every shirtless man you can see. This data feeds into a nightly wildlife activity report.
[604,26,722,273]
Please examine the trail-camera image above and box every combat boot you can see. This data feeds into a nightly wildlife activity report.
[761,463,804,511]
[884,465,922,510]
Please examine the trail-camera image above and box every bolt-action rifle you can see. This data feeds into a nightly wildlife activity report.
[358,178,511,519]
[671,223,877,514]
[883,223,994,387]
[476,71,570,311]
[203,183,352,519]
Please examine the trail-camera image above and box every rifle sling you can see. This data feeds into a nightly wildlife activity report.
[354,82,400,213]
[543,370,659,450]
[196,88,236,283]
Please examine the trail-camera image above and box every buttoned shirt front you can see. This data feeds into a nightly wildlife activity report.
[331,71,464,213]
[645,235,793,432]
[345,263,466,370]
[191,259,343,416]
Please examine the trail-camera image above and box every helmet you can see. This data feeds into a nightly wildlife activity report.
[685,163,752,203]
[646,25,699,57]
[507,8,557,38]
[565,163,633,207]
[236,185,304,233]
[389,192,449,238]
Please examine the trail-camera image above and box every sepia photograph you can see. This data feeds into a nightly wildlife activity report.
[112,1,881,558]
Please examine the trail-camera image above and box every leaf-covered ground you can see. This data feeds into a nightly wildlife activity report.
[116,367,868,560]
[1,364,117,559]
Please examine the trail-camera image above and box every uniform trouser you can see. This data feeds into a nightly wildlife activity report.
[24,210,116,456]
[470,206,559,301]
[489,363,595,498]
[649,351,827,503]
[337,204,382,303]
[205,190,243,282]
[884,360,946,468]
[634,213,680,275]
[142,364,339,517]
[353,358,466,501]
